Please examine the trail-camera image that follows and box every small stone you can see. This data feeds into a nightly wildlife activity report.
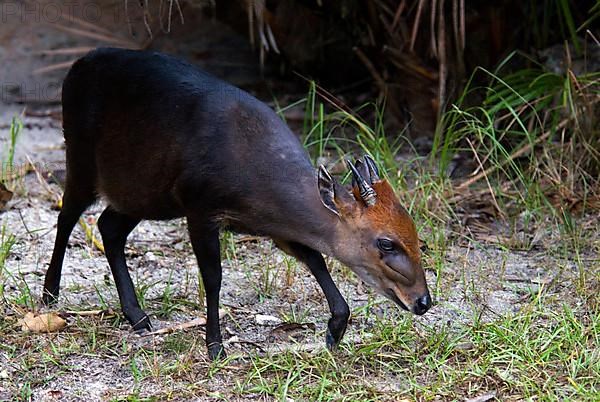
[255,314,282,325]
[224,335,240,345]
[454,341,475,351]
[145,251,157,261]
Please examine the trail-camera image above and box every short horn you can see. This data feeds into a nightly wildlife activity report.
[364,155,380,182]
[346,159,377,207]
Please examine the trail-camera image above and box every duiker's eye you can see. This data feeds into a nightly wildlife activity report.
[377,238,395,253]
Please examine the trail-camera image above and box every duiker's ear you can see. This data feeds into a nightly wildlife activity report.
[318,165,340,216]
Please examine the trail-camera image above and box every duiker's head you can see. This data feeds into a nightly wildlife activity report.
[318,155,432,315]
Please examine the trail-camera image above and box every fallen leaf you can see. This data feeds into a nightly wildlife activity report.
[20,312,67,333]
[0,183,13,210]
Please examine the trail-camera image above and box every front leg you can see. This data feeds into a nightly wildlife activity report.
[276,240,350,349]
[187,217,225,360]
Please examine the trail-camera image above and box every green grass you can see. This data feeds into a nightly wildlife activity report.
[2,116,22,185]
[233,293,598,401]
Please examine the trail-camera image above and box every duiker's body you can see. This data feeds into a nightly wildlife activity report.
[44,48,431,359]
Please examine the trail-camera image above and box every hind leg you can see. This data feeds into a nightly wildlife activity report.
[97,206,150,331]
[43,188,95,304]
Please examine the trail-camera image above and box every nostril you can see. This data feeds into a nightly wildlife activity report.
[423,294,432,308]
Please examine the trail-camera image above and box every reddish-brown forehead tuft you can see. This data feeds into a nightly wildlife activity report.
[357,181,421,262]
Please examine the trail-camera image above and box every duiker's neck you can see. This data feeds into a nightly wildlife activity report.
[274,171,343,257]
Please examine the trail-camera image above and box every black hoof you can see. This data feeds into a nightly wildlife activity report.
[42,290,59,306]
[207,343,226,361]
[326,328,339,350]
[126,309,152,332]
[326,316,348,350]
[131,316,152,332]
